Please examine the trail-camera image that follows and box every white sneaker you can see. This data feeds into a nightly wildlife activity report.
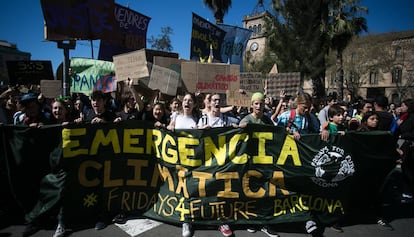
[261,226,280,237]
[53,224,65,237]
[182,223,193,237]
[246,227,257,233]
[305,220,317,233]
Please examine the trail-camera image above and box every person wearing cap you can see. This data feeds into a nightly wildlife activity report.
[14,93,51,127]
[239,91,279,237]
[239,92,273,127]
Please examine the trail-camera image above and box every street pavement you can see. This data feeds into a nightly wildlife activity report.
[1,203,414,237]
[2,165,414,237]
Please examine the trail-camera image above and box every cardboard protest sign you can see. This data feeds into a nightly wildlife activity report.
[153,56,188,92]
[113,49,150,81]
[226,90,252,107]
[240,72,264,92]
[40,80,62,99]
[148,65,179,96]
[181,62,240,93]
[266,72,301,97]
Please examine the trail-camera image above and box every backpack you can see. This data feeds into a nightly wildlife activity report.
[286,109,319,133]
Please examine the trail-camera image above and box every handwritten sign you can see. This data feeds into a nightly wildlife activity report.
[226,90,252,107]
[148,65,179,96]
[266,72,301,97]
[240,72,264,92]
[113,49,150,81]
[40,80,62,98]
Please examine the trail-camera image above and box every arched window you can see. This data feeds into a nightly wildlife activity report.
[257,24,262,34]
[253,25,257,36]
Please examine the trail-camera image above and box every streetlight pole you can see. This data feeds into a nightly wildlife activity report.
[57,40,76,97]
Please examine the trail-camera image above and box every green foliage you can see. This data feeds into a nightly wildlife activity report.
[147,26,174,52]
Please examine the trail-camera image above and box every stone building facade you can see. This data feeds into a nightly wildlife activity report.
[325,30,414,104]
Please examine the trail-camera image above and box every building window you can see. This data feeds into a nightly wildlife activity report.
[369,69,378,84]
[253,25,257,36]
[391,93,400,105]
[394,46,402,59]
[257,24,262,34]
[349,70,356,83]
[330,72,336,85]
[392,67,402,83]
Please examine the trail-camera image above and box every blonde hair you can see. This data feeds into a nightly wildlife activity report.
[296,92,312,105]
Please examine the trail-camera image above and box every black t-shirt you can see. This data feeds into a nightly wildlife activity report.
[376,110,394,131]
[84,109,117,123]
[116,109,142,121]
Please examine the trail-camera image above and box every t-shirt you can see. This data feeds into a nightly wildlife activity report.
[240,114,273,126]
[197,113,239,128]
[376,110,394,131]
[174,114,197,129]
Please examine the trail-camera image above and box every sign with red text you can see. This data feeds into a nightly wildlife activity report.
[181,62,240,93]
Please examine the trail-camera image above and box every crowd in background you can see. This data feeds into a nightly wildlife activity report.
[0,82,413,237]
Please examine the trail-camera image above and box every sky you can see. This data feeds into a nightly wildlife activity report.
[1,0,414,74]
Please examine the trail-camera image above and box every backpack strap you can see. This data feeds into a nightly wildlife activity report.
[287,109,296,129]
[201,113,208,126]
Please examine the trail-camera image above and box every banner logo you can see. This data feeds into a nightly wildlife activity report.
[311,146,355,187]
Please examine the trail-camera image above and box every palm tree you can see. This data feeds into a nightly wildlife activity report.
[323,0,368,100]
[202,0,232,24]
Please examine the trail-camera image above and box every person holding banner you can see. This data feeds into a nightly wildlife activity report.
[74,90,117,125]
[166,92,199,237]
[274,92,322,235]
[239,92,273,127]
[198,93,239,129]
[22,97,73,237]
[199,92,234,116]
[14,92,52,127]
[73,90,117,230]
[144,102,169,128]
[275,92,320,140]
[238,92,280,237]
[167,93,199,131]
[197,93,238,236]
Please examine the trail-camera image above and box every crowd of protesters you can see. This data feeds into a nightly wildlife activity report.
[0,82,413,237]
